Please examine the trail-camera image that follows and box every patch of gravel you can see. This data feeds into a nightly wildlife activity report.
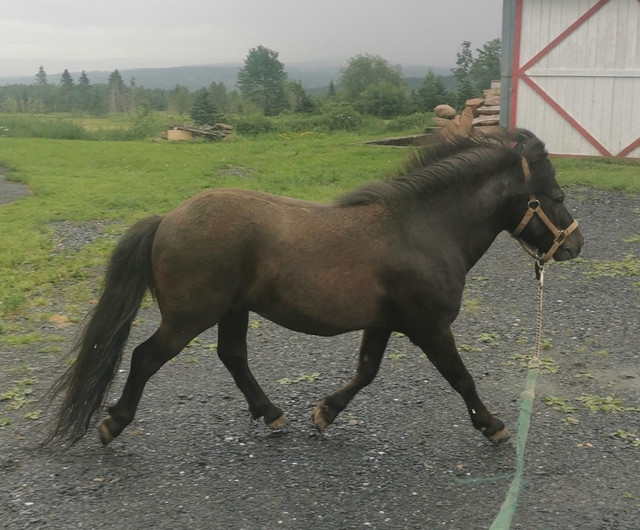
[48,220,124,255]
[0,168,31,204]
[0,185,639,529]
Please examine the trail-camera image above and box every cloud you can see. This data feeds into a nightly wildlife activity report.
[2,0,502,76]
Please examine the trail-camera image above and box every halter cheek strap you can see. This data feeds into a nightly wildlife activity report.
[511,158,580,264]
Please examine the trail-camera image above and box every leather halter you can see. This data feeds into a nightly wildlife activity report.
[511,158,579,264]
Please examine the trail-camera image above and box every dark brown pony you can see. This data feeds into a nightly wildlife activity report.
[45,128,583,447]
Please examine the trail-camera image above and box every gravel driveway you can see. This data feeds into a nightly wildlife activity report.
[1,181,639,529]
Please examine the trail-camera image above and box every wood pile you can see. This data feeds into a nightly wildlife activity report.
[432,80,502,133]
[165,123,233,141]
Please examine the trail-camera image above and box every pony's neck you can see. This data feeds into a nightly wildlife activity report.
[432,169,519,271]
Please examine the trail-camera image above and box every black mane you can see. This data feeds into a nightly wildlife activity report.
[336,128,546,207]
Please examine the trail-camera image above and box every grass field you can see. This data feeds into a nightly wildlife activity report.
[0,130,638,330]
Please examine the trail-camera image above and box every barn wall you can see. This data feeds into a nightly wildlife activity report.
[502,0,640,158]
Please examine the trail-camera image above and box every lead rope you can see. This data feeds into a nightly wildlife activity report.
[531,261,545,368]
[489,261,546,529]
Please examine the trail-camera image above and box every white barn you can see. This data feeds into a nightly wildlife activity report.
[500,0,640,158]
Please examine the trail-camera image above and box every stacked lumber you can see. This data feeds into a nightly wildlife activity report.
[165,123,233,141]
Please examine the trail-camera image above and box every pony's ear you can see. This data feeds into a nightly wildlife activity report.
[509,129,548,164]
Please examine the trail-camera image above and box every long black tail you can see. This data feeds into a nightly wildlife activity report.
[44,215,163,445]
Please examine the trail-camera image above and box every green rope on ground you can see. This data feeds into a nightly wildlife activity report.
[490,365,539,530]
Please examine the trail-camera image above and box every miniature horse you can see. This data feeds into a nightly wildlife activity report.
[45,128,583,446]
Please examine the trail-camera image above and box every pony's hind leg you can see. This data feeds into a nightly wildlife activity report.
[312,328,391,432]
[98,322,198,445]
[217,309,288,429]
[409,325,510,443]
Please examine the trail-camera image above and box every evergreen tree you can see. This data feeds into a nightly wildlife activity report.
[35,66,48,86]
[412,70,448,112]
[168,84,192,114]
[107,70,127,112]
[34,66,50,111]
[190,88,222,125]
[76,71,91,111]
[237,46,288,116]
[286,80,314,113]
[129,77,136,110]
[59,69,75,111]
[208,81,228,112]
[328,80,337,99]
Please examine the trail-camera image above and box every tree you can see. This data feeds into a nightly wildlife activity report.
[129,77,136,110]
[451,39,502,108]
[237,46,288,116]
[168,84,192,114]
[59,69,75,111]
[412,70,448,112]
[34,66,51,112]
[328,80,337,99]
[190,88,222,125]
[208,81,228,112]
[451,41,475,107]
[107,70,127,112]
[35,66,48,87]
[76,71,91,111]
[359,80,409,118]
[286,80,314,113]
[339,54,405,103]
[471,39,501,94]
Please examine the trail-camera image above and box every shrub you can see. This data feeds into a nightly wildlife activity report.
[320,103,363,131]
[385,112,434,133]
[231,114,276,136]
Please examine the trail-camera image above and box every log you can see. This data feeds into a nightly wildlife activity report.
[477,106,501,115]
[472,114,500,126]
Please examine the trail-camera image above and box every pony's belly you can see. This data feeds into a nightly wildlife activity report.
[249,299,378,337]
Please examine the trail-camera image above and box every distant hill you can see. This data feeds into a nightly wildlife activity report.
[0,62,452,92]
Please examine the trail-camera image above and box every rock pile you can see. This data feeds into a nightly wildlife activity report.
[432,80,502,133]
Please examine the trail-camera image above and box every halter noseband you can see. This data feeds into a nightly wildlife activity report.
[511,158,579,264]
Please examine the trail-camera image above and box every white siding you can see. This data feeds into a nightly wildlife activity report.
[512,0,640,157]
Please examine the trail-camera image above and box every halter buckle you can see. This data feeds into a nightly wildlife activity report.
[554,230,567,245]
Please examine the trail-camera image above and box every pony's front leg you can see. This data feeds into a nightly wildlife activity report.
[408,325,510,443]
[312,328,390,432]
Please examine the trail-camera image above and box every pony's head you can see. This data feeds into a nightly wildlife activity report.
[507,129,584,263]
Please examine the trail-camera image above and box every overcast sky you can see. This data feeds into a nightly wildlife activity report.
[2,0,503,77]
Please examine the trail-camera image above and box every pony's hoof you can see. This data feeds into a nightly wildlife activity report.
[311,404,330,432]
[267,414,289,430]
[487,427,511,444]
[98,419,114,445]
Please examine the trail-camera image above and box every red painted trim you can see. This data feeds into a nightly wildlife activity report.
[521,76,613,156]
[617,137,640,158]
[520,0,610,72]
[509,0,524,128]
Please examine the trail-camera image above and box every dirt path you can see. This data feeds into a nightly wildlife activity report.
[1,186,639,529]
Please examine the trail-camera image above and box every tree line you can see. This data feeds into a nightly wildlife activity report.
[0,40,500,123]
